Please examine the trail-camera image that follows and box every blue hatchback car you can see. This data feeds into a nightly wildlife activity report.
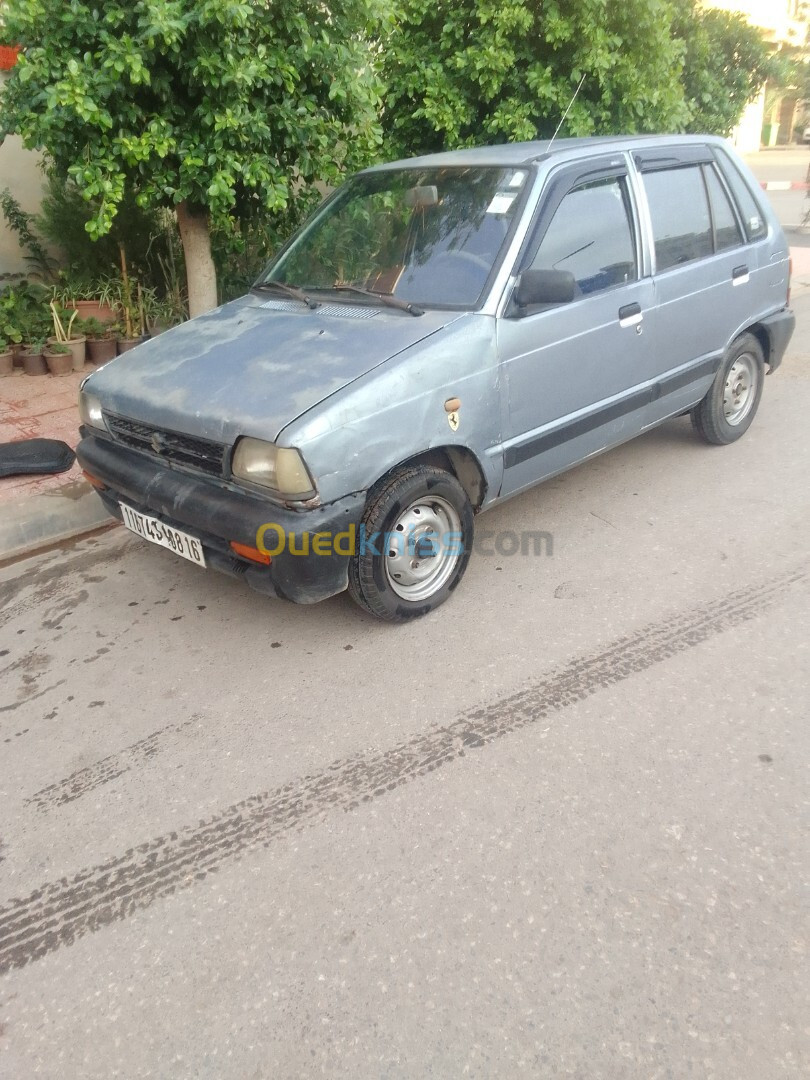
[78,135,794,620]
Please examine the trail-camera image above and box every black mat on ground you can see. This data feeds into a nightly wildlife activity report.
[0,439,76,478]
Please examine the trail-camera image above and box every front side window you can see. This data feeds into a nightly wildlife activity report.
[528,176,637,296]
[261,166,528,308]
[644,166,712,271]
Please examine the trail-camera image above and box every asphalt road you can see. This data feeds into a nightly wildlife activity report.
[745,148,810,235]
[1,303,809,1076]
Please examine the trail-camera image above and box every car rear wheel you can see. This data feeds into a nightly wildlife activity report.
[347,465,474,621]
[691,333,765,445]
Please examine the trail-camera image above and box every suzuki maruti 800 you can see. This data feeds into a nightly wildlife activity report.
[77,135,794,621]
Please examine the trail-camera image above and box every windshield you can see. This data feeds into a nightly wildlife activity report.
[259,166,529,308]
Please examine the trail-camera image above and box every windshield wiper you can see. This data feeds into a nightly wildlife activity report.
[253,280,319,309]
[332,284,424,317]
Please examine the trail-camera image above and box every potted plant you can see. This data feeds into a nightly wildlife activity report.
[81,317,119,364]
[55,276,118,326]
[146,293,184,336]
[20,299,52,375]
[43,340,73,376]
[0,284,28,367]
[49,300,86,371]
[22,335,48,376]
[115,246,147,353]
[0,338,13,376]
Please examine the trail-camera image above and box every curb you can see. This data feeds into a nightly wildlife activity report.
[761,181,809,191]
[0,479,115,564]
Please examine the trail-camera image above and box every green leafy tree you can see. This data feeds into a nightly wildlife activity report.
[674,3,780,135]
[381,0,690,156]
[0,0,389,315]
[380,0,777,156]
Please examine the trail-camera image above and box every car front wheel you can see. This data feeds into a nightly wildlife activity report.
[347,464,474,621]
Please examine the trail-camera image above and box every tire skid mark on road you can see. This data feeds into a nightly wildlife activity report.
[0,542,132,628]
[0,564,805,976]
[25,715,204,814]
[0,681,67,717]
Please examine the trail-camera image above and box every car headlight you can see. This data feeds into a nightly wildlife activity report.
[79,390,106,432]
[231,437,315,499]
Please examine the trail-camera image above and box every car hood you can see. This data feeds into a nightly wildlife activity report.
[86,292,463,444]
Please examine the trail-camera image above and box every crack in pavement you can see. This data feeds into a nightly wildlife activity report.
[0,563,805,976]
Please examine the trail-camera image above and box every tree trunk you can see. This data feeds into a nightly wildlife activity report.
[176,201,218,318]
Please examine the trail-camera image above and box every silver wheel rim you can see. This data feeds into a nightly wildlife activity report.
[384,495,463,601]
[723,352,757,426]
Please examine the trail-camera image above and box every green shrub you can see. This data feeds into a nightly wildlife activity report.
[37,171,179,295]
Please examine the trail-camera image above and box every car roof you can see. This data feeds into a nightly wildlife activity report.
[363,134,729,172]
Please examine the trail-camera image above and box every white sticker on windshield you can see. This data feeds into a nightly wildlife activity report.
[486,193,516,215]
[508,170,526,188]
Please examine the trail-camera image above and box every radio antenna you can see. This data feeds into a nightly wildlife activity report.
[547,74,587,152]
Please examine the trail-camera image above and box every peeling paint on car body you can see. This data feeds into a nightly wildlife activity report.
[87,292,464,444]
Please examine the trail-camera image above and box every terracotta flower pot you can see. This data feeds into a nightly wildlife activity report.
[87,337,117,364]
[67,337,87,371]
[45,349,74,376]
[0,45,20,71]
[0,350,13,376]
[147,319,175,337]
[116,337,142,354]
[23,350,48,376]
[68,299,118,325]
[48,335,87,372]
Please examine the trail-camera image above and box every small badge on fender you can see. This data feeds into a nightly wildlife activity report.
[444,397,461,432]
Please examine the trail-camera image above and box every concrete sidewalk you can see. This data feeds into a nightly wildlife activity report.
[791,243,810,282]
[0,365,114,562]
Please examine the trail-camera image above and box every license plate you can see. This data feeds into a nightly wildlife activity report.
[120,502,206,567]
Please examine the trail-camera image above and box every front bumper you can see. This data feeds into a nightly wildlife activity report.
[76,433,366,604]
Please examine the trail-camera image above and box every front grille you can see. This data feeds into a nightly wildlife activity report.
[104,413,226,477]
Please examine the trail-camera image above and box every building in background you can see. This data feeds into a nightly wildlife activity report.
[707,0,809,152]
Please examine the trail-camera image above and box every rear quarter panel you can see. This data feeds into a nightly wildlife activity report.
[715,146,791,326]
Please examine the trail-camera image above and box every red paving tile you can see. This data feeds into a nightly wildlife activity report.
[0,365,87,500]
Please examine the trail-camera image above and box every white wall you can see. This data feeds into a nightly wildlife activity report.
[0,71,48,278]
[731,88,767,154]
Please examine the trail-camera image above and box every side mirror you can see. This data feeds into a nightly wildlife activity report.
[514,268,576,308]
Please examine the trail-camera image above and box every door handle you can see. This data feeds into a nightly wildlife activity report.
[732,265,750,286]
[619,303,643,328]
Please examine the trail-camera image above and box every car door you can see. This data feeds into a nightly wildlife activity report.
[633,147,754,420]
[497,156,656,498]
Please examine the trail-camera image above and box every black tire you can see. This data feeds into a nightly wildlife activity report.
[691,333,765,445]
[348,465,474,622]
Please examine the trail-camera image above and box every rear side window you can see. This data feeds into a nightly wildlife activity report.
[643,166,712,271]
[704,165,743,252]
[528,176,637,295]
[714,153,768,242]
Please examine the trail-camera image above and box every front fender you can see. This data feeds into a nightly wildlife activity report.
[281,314,503,506]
